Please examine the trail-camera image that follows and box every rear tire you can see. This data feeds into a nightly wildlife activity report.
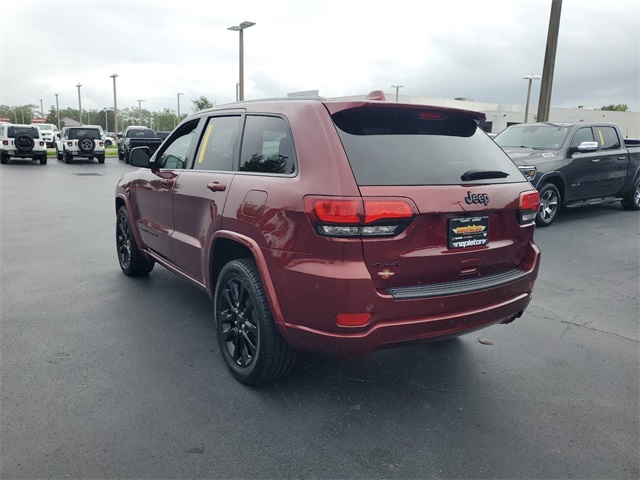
[116,206,154,276]
[56,148,63,160]
[1,152,8,165]
[621,180,640,210]
[536,183,561,227]
[65,151,73,164]
[97,153,105,164]
[215,258,298,385]
[39,155,47,165]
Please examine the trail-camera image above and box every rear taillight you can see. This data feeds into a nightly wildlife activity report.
[66,141,73,147]
[99,141,104,147]
[519,190,540,225]
[304,196,416,237]
[39,141,44,146]
[2,140,7,146]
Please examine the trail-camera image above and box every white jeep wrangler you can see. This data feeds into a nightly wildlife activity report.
[56,125,106,164]
[0,123,48,165]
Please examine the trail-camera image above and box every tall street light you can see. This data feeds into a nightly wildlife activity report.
[391,84,403,102]
[76,83,83,125]
[39,99,44,117]
[54,93,60,129]
[523,75,541,123]
[137,99,144,125]
[227,21,255,101]
[110,73,118,142]
[176,92,183,127]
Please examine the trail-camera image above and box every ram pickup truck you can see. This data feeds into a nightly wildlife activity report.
[118,126,163,164]
[494,122,640,225]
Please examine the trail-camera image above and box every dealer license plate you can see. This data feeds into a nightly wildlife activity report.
[448,216,489,249]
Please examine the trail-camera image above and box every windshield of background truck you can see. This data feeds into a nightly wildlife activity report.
[127,129,156,138]
[35,124,53,131]
[333,107,524,185]
[494,125,571,150]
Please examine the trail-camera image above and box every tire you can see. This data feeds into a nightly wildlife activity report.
[118,150,124,161]
[15,134,35,152]
[96,153,105,164]
[536,183,561,227]
[56,148,63,160]
[124,150,130,164]
[105,139,113,147]
[1,152,8,165]
[65,151,73,164]
[116,206,154,276]
[39,155,47,165]
[78,136,96,154]
[621,180,640,211]
[215,258,298,385]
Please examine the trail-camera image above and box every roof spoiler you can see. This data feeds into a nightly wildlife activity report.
[365,90,386,101]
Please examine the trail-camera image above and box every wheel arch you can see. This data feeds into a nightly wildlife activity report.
[115,194,149,261]
[207,231,285,325]
[537,173,566,206]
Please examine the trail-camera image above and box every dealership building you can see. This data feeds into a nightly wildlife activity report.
[326,91,640,138]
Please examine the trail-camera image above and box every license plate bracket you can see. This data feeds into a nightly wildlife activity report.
[449,216,489,249]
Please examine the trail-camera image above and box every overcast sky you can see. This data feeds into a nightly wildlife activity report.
[1,0,638,115]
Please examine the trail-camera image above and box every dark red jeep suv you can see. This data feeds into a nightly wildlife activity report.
[115,95,541,385]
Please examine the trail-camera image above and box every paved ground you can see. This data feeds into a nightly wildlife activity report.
[1,157,638,479]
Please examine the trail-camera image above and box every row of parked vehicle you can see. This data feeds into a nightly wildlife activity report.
[0,122,171,165]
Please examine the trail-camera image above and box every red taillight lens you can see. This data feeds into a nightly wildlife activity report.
[305,198,362,224]
[364,200,414,224]
[66,141,72,146]
[2,140,8,145]
[99,141,104,147]
[39,141,44,146]
[519,190,540,224]
[336,313,371,327]
[304,196,416,237]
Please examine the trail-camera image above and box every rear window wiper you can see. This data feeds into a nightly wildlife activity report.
[461,170,510,181]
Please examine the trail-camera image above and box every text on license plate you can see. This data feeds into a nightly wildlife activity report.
[449,216,489,249]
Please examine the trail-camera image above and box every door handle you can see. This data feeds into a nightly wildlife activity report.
[617,156,627,160]
[591,159,600,163]
[207,182,226,192]
[161,179,174,186]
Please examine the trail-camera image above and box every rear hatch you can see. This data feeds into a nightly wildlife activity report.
[328,104,537,294]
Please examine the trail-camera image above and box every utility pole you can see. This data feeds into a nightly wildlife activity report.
[537,0,562,123]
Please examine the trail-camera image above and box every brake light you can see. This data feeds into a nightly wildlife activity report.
[304,196,416,237]
[418,112,444,120]
[519,190,540,225]
[2,140,7,145]
[67,141,73,147]
[39,141,44,146]
[99,141,104,147]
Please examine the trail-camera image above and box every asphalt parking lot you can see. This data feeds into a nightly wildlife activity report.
[1,157,638,479]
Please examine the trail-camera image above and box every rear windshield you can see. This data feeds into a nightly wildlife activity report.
[8,126,39,138]
[332,107,524,186]
[68,129,101,140]
[494,124,571,150]
[127,129,156,138]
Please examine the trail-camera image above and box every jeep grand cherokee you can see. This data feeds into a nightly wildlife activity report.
[115,95,541,385]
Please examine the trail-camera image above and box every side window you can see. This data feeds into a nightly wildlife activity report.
[193,116,241,171]
[156,120,198,169]
[570,127,594,148]
[595,127,621,150]
[239,115,296,174]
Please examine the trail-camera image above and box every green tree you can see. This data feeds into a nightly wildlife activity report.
[192,95,214,112]
[601,104,629,112]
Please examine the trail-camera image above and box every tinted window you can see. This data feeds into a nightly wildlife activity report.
[127,129,156,138]
[69,129,101,140]
[194,116,240,171]
[156,121,198,169]
[570,127,595,148]
[333,107,523,186]
[239,116,296,174]
[595,126,621,150]
[7,126,39,138]
[494,124,571,150]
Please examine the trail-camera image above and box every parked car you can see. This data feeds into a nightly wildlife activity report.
[115,95,541,385]
[155,130,171,141]
[104,135,116,146]
[494,122,640,225]
[55,125,106,164]
[31,123,59,148]
[118,126,163,163]
[0,123,48,165]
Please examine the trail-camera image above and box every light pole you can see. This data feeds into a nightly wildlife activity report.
[137,99,144,125]
[176,92,183,127]
[391,84,403,102]
[104,108,109,133]
[39,99,44,117]
[110,73,118,142]
[523,75,541,123]
[54,93,60,129]
[228,21,255,101]
[76,83,82,125]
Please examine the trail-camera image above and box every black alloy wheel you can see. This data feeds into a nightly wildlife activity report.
[215,258,298,385]
[116,206,154,276]
[536,183,561,226]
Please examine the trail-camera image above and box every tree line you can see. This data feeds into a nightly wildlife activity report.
[0,96,215,132]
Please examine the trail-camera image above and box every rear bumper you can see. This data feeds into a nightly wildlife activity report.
[268,241,540,356]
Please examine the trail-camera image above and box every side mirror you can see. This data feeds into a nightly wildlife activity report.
[130,146,152,168]
[568,141,598,156]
